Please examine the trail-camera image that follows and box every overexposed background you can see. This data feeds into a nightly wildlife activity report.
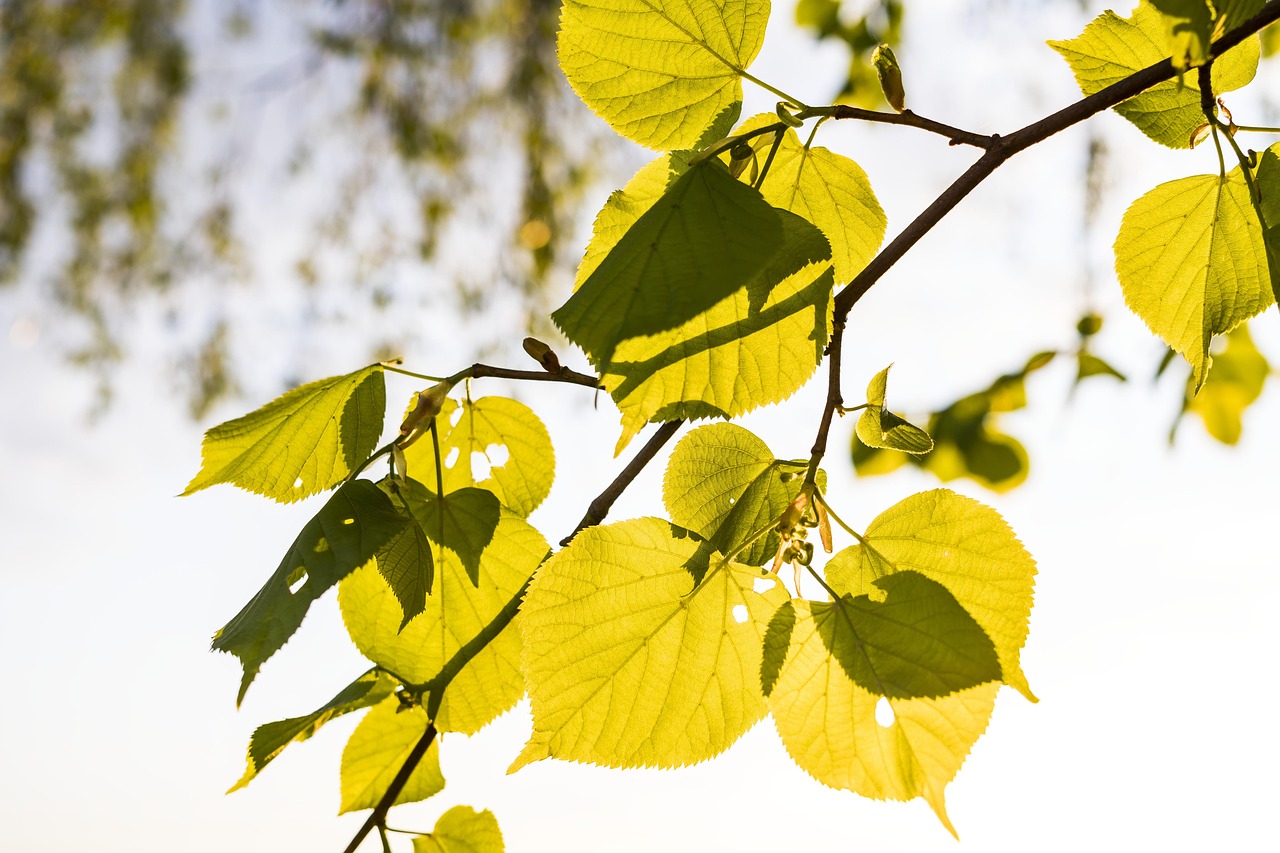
[2,2,1278,850]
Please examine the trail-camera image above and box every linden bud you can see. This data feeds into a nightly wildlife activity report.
[873,44,906,113]
[399,380,452,436]
[522,336,563,373]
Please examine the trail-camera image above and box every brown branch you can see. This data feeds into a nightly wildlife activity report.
[341,723,438,853]
[815,105,995,149]
[452,362,600,389]
[805,318,845,489]
[802,0,1280,478]
[562,419,684,546]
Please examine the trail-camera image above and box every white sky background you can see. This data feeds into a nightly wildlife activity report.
[2,1,1280,850]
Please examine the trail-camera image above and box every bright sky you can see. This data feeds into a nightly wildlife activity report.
[2,2,1279,851]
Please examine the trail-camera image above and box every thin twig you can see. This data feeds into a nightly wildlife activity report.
[448,362,600,389]
[562,419,684,546]
[810,105,995,149]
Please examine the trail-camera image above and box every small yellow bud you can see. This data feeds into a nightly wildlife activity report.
[872,44,906,113]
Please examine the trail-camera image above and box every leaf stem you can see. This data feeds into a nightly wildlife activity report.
[1233,124,1280,134]
[739,69,810,110]
[381,362,449,382]
[753,130,785,191]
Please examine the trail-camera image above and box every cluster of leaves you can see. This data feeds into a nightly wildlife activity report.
[184,0,1280,848]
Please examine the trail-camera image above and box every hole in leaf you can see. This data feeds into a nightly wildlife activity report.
[293,477,304,489]
[753,577,773,594]
[286,566,307,595]
[875,696,895,727]
[342,517,355,525]
[471,451,492,481]
[732,604,749,623]
[444,447,460,469]
[485,443,509,467]
[728,497,736,505]
[449,406,464,427]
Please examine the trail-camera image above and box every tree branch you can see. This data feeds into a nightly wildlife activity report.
[802,0,1280,481]
[812,105,995,149]
[341,722,438,853]
[450,362,600,389]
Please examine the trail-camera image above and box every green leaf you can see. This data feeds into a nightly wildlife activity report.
[1149,0,1265,69]
[663,423,824,566]
[768,571,1000,699]
[512,518,788,771]
[855,365,933,454]
[1183,322,1270,443]
[737,115,887,284]
[412,806,505,853]
[213,481,409,705]
[371,493,434,628]
[1076,351,1128,384]
[1049,2,1260,148]
[402,396,555,517]
[229,668,399,793]
[339,697,444,814]
[339,505,548,734]
[1115,169,1275,391]
[553,159,785,376]
[824,489,1038,702]
[1254,142,1280,307]
[400,481,502,587]
[184,365,385,503]
[767,602,999,835]
[557,0,771,150]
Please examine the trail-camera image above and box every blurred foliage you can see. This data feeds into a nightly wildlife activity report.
[1172,322,1273,445]
[0,0,602,416]
[794,0,904,108]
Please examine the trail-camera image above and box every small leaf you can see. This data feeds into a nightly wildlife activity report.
[229,669,398,792]
[1076,352,1128,384]
[553,158,785,376]
[1049,3,1259,148]
[184,365,385,503]
[339,503,548,734]
[1115,168,1274,390]
[402,396,555,517]
[557,0,771,150]
[212,481,408,705]
[412,806,505,853]
[854,366,934,454]
[339,698,444,814]
[371,497,434,628]
[513,518,788,771]
[663,423,824,566]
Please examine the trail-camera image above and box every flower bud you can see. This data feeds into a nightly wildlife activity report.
[522,337,563,373]
[873,44,906,113]
[399,380,452,436]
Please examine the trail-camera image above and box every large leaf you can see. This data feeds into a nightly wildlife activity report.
[1049,2,1259,148]
[402,396,555,517]
[1115,168,1274,390]
[553,158,785,375]
[663,422,823,566]
[213,481,408,705]
[766,601,999,835]
[412,806,505,853]
[229,669,398,793]
[512,518,788,770]
[339,697,444,814]
[558,0,770,150]
[824,489,1038,701]
[739,115,887,283]
[184,365,385,503]
[339,502,547,735]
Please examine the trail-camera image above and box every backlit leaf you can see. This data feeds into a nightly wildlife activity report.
[229,669,399,792]
[824,489,1038,701]
[663,423,824,566]
[371,494,434,628]
[553,159,785,376]
[739,114,887,283]
[855,365,933,454]
[213,481,408,705]
[1115,168,1274,391]
[339,501,548,734]
[1181,322,1270,443]
[412,806,505,853]
[512,518,787,770]
[557,0,771,150]
[1254,143,1280,307]
[1149,0,1264,69]
[339,697,444,814]
[1049,3,1259,148]
[184,365,385,503]
[402,397,555,517]
[1076,352,1128,384]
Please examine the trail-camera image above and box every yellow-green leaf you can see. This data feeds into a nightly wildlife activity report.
[854,365,933,454]
[184,365,385,503]
[1048,2,1260,148]
[213,481,409,706]
[339,502,548,734]
[767,599,999,835]
[553,158,785,376]
[402,396,555,517]
[663,423,823,566]
[1149,0,1264,69]
[824,489,1038,701]
[412,806,505,853]
[1115,169,1274,391]
[512,518,787,771]
[1183,322,1270,443]
[558,0,771,150]
[1255,142,1280,307]
[229,669,398,793]
[339,698,444,814]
